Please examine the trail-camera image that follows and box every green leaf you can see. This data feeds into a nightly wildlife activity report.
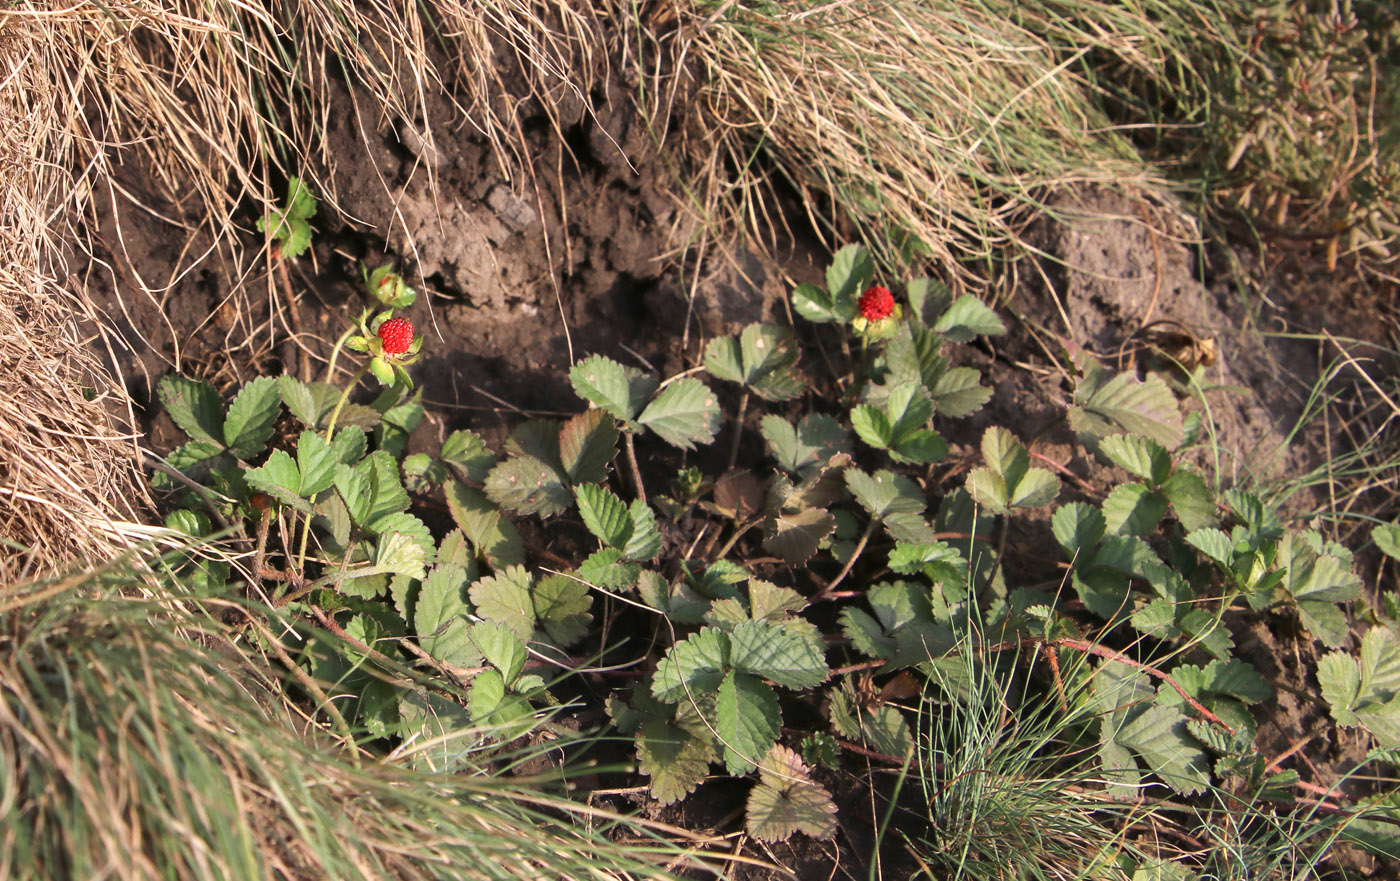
[1282,532,1362,648]
[373,515,433,580]
[440,429,496,484]
[485,456,571,517]
[746,745,837,842]
[415,564,479,667]
[1185,528,1235,566]
[791,282,840,324]
[1099,434,1172,487]
[845,468,925,520]
[221,377,281,458]
[635,708,715,805]
[928,366,992,418]
[1069,365,1183,448]
[1375,523,1400,561]
[469,668,507,720]
[715,672,781,774]
[761,413,851,474]
[244,450,310,512]
[637,378,721,450]
[357,450,411,524]
[763,507,836,565]
[906,277,952,325]
[576,483,633,549]
[824,244,873,316]
[704,324,803,401]
[295,430,337,497]
[471,619,528,684]
[966,427,1058,514]
[445,481,524,568]
[330,426,366,465]
[278,375,319,428]
[728,619,828,689]
[1320,628,1400,746]
[1116,704,1211,795]
[532,574,592,648]
[623,499,662,561]
[158,375,223,446]
[469,566,536,641]
[1162,469,1217,531]
[1102,483,1168,537]
[333,463,372,525]
[403,453,447,493]
[653,628,730,703]
[578,548,641,589]
[637,570,710,623]
[1052,502,1106,557]
[570,355,654,423]
[558,409,617,484]
[850,405,892,448]
[931,294,1005,342]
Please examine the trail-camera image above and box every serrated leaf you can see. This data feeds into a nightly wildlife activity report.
[334,459,378,521]
[841,608,896,660]
[791,282,840,324]
[1162,469,1217,531]
[485,456,570,517]
[637,378,721,450]
[716,672,781,774]
[570,355,654,423]
[558,409,617,484]
[1070,368,1183,448]
[907,277,953,325]
[403,453,447,493]
[1186,528,1235,565]
[469,566,535,641]
[929,366,992,418]
[825,245,873,316]
[1375,523,1400,561]
[1320,628,1400,746]
[1116,704,1211,795]
[705,324,803,401]
[1099,434,1173,486]
[440,429,496,484]
[469,668,507,720]
[1201,659,1273,705]
[158,375,223,445]
[653,628,730,703]
[578,547,641,589]
[763,507,836,565]
[576,483,632,549]
[1009,469,1059,509]
[1053,502,1106,556]
[278,375,319,428]
[637,714,714,805]
[845,468,925,519]
[533,574,592,647]
[329,426,366,465]
[295,430,337,497]
[931,294,1005,342]
[747,745,836,842]
[761,413,851,474]
[244,450,310,512]
[1103,483,1168,536]
[415,564,479,667]
[471,619,528,684]
[356,450,410,524]
[374,517,433,581]
[223,377,281,458]
[623,499,662,561]
[445,481,524,569]
[729,619,827,689]
[851,405,892,448]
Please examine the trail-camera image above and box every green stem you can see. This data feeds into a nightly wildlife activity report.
[323,323,358,386]
[624,432,647,506]
[323,363,371,443]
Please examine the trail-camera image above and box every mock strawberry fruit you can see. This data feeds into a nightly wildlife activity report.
[377,317,414,355]
[857,285,895,321]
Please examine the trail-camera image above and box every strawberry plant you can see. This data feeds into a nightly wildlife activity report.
[150,238,1400,865]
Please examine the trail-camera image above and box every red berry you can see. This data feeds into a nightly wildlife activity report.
[857,285,895,321]
[378,317,414,355]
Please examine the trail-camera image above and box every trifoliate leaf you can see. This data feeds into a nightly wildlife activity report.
[763,507,836,565]
[748,745,836,843]
[637,377,721,450]
[469,566,536,641]
[1102,483,1168,537]
[485,456,570,517]
[1320,628,1400,746]
[728,619,828,689]
[931,294,1006,342]
[244,450,311,512]
[1099,434,1173,486]
[533,573,592,648]
[716,671,781,774]
[1070,365,1183,449]
[558,409,617,485]
[576,483,633,549]
[440,429,496,484]
[158,374,223,446]
[570,354,655,423]
[471,619,528,684]
[445,481,524,569]
[704,323,804,401]
[578,547,641,589]
[1282,532,1362,648]
[415,564,479,667]
[653,628,730,703]
[761,413,852,474]
[966,426,1059,514]
[223,377,282,459]
[824,244,873,318]
[295,430,337,497]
